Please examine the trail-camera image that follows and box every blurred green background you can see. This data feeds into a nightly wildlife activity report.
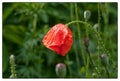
[2,2,117,78]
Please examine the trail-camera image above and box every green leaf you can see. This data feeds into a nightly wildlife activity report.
[39,10,49,23]
[3,3,16,22]
[3,25,26,45]
[2,43,9,72]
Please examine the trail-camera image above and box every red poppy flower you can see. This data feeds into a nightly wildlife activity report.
[42,24,73,56]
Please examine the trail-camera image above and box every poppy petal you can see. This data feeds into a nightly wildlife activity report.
[42,24,73,56]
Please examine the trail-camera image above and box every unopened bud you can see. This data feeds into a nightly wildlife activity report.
[100,54,109,66]
[84,10,91,21]
[10,55,15,65]
[93,23,98,32]
[92,73,96,77]
[83,38,89,47]
[55,63,66,78]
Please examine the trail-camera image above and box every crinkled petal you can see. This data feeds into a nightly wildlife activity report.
[42,23,73,56]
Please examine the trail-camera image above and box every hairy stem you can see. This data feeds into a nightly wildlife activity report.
[104,65,109,78]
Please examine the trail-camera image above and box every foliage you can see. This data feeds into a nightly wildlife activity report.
[3,2,117,78]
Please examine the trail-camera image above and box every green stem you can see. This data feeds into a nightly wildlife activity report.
[103,3,109,44]
[66,55,72,78]
[86,55,89,77]
[70,3,74,21]
[66,20,86,26]
[97,3,101,76]
[85,44,100,77]
[85,20,89,38]
[33,14,37,33]
[85,18,89,77]
[74,3,81,77]
[70,3,81,77]
[86,46,94,67]
[104,65,109,78]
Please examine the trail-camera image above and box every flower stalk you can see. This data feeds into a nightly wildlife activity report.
[9,54,17,78]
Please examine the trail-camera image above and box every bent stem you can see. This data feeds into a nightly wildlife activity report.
[66,21,86,26]
[66,20,101,77]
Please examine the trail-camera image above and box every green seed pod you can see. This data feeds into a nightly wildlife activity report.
[55,63,66,78]
[84,10,91,21]
[100,54,109,66]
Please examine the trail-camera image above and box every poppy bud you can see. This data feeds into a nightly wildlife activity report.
[55,63,66,78]
[93,23,98,32]
[10,55,15,65]
[83,38,89,47]
[42,24,73,56]
[100,54,109,66]
[84,10,91,21]
[92,73,96,78]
